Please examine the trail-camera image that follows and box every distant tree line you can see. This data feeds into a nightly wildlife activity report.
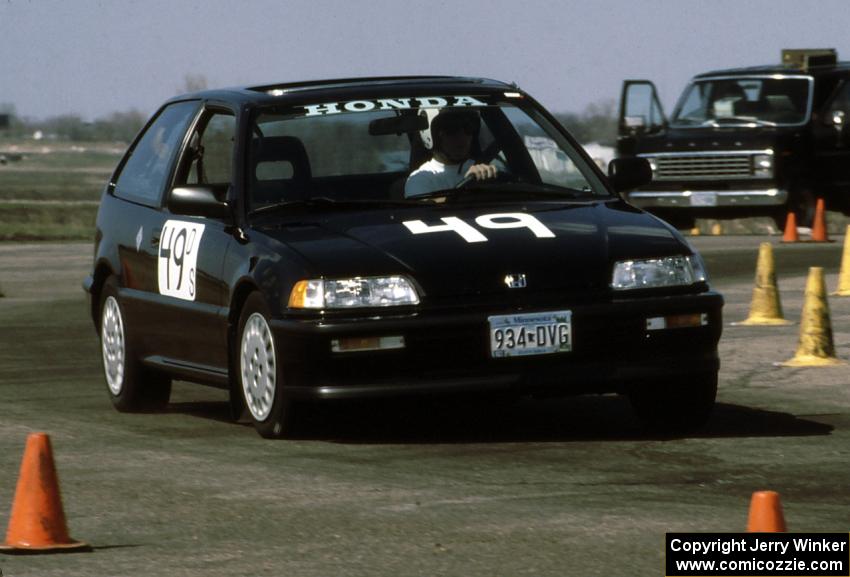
[0,105,147,143]
[0,97,618,147]
[552,100,618,147]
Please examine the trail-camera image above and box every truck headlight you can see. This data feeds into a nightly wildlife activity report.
[752,152,773,177]
[611,255,707,290]
[288,276,420,309]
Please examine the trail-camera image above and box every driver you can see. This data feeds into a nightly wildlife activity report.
[405,108,498,197]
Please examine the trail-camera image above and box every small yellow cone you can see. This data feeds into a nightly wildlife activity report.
[780,267,845,367]
[733,242,792,326]
[710,222,723,236]
[832,225,850,296]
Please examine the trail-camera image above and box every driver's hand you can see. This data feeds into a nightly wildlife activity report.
[465,163,498,181]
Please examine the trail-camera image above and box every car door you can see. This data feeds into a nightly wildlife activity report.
[152,106,239,373]
[109,100,202,361]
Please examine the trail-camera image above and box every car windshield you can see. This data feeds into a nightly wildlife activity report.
[247,95,609,213]
[671,77,811,127]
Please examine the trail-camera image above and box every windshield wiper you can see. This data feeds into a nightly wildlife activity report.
[701,117,776,127]
[249,197,413,216]
[412,181,602,201]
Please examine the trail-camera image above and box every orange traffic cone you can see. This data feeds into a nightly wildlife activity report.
[811,198,830,242]
[746,491,787,532]
[781,212,799,243]
[0,433,90,553]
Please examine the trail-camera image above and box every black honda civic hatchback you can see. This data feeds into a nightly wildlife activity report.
[83,76,723,438]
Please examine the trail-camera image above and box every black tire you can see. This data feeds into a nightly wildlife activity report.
[788,185,816,228]
[236,292,296,438]
[99,277,171,412]
[627,371,717,434]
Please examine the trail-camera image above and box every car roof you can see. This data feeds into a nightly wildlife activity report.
[693,61,850,80]
[167,76,519,107]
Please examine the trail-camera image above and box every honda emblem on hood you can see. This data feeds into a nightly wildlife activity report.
[504,274,527,289]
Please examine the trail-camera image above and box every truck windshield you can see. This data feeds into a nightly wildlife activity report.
[671,77,811,127]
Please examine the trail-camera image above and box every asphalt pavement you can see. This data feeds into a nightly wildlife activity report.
[0,239,848,577]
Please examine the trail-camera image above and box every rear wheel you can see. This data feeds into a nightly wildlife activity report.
[628,371,717,434]
[237,292,296,438]
[99,277,171,412]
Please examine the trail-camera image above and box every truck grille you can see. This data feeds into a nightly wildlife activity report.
[651,154,752,180]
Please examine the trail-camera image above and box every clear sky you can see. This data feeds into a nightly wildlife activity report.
[2,0,849,120]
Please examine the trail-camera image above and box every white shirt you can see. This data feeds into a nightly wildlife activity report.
[404,158,475,198]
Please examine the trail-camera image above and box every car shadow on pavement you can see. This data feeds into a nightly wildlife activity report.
[168,395,834,443]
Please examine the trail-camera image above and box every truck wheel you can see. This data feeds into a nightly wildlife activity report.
[99,277,172,412]
[789,186,816,228]
[237,292,296,438]
[627,371,717,434]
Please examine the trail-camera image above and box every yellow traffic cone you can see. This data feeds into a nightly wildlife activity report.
[832,225,850,296]
[780,267,845,367]
[733,242,792,326]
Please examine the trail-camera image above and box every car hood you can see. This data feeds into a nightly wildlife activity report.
[256,200,691,299]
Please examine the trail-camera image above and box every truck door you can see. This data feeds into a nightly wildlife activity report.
[618,80,667,156]
[813,80,850,203]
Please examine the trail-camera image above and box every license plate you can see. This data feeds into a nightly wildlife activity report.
[488,311,572,358]
[690,191,717,207]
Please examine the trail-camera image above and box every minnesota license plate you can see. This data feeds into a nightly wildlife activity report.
[488,311,572,358]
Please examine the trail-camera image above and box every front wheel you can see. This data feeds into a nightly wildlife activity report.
[99,277,171,412]
[627,371,717,434]
[237,292,296,438]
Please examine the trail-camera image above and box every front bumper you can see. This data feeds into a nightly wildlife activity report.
[270,290,724,400]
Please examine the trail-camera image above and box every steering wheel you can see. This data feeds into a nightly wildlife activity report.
[454,170,516,189]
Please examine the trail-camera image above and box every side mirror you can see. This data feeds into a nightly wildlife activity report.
[169,185,231,219]
[608,158,653,193]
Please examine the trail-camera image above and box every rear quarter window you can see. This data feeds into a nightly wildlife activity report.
[113,100,200,206]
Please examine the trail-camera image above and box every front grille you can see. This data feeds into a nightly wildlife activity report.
[652,154,752,180]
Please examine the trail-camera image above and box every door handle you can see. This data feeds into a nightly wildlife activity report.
[151,227,162,247]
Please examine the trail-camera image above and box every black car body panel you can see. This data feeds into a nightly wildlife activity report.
[85,75,723,436]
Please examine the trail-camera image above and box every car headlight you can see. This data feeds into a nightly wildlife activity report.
[752,152,773,177]
[288,276,420,309]
[611,255,707,290]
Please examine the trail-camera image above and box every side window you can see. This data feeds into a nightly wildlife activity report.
[181,112,236,186]
[827,82,850,116]
[113,101,199,205]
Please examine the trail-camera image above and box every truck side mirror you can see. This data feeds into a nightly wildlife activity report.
[608,158,653,193]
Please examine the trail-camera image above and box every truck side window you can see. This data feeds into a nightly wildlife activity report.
[827,82,850,117]
[113,101,199,206]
